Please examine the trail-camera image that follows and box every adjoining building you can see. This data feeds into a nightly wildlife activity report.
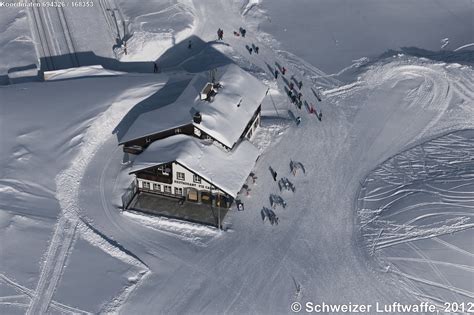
[119,63,268,154]
[120,64,268,211]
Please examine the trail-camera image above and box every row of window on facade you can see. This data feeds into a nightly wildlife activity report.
[246,115,260,139]
[176,171,202,183]
[141,181,183,195]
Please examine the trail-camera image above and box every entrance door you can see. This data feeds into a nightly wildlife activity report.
[201,192,213,205]
[187,188,198,202]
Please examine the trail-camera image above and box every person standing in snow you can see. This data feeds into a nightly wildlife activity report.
[289,82,294,90]
[282,67,286,75]
[274,69,279,79]
[318,111,322,121]
[298,80,303,89]
[255,46,259,54]
[122,41,128,55]
[153,62,158,73]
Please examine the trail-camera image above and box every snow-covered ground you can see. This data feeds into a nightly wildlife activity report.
[0,0,473,313]
[259,0,474,74]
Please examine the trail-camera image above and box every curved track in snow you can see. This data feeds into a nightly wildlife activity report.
[357,130,474,306]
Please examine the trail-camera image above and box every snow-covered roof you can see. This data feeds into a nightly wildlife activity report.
[119,64,268,148]
[129,134,259,197]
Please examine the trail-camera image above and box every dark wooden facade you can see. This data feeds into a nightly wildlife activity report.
[122,124,194,153]
[135,163,173,184]
[122,104,262,154]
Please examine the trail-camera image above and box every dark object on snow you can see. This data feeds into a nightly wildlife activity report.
[269,166,277,181]
[239,27,246,37]
[289,82,294,90]
[278,177,295,192]
[217,28,224,40]
[290,160,306,175]
[233,31,240,37]
[255,46,259,54]
[291,94,297,104]
[318,111,322,121]
[237,200,244,211]
[270,194,287,209]
[311,87,322,102]
[261,207,279,225]
[274,70,279,79]
[282,67,286,75]
[193,111,202,124]
[298,81,303,89]
[153,62,158,73]
[296,116,301,125]
[245,45,253,54]
[188,40,192,49]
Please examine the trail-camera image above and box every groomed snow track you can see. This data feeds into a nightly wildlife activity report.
[27,0,80,71]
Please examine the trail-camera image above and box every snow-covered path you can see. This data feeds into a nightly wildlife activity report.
[74,1,473,313]
[5,0,470,313]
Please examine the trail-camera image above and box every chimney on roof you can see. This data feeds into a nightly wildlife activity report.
[193,111,202,124]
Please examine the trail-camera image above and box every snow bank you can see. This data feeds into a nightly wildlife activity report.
[44,65,126,81]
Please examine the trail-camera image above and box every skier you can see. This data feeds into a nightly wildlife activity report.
[274,69,279,79]
[287,89,293,98]
[298,80,303,89]
[217,28,223,40]
[296,116,302,126]
[289,82,294,90]
[297,92,302,101]
[318,111,322,121]
[255,46,259,54]
[239,27,246,37]
[282,67,286,75]
[188,40,192,49]
[153,62,158,73]
[291,94,297,104]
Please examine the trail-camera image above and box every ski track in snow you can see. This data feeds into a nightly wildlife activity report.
[358,131,474,307]
[24,83,162,313]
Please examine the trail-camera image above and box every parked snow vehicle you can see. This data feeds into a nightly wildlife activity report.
[261,207,279,225]
[290,160,306,175]
[278,177,295,192]
[270,194,287,209]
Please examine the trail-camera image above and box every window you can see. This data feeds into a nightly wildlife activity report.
[142,181,150,189]
[254,116,260,127]
[194,127,201,137]
[193,174,201,184]
[177,172,185,181]
[175,128,182,134]
[153,183,161,191]
[174,187,183,195]
[145,137,151,143]
[164,185,172,193]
